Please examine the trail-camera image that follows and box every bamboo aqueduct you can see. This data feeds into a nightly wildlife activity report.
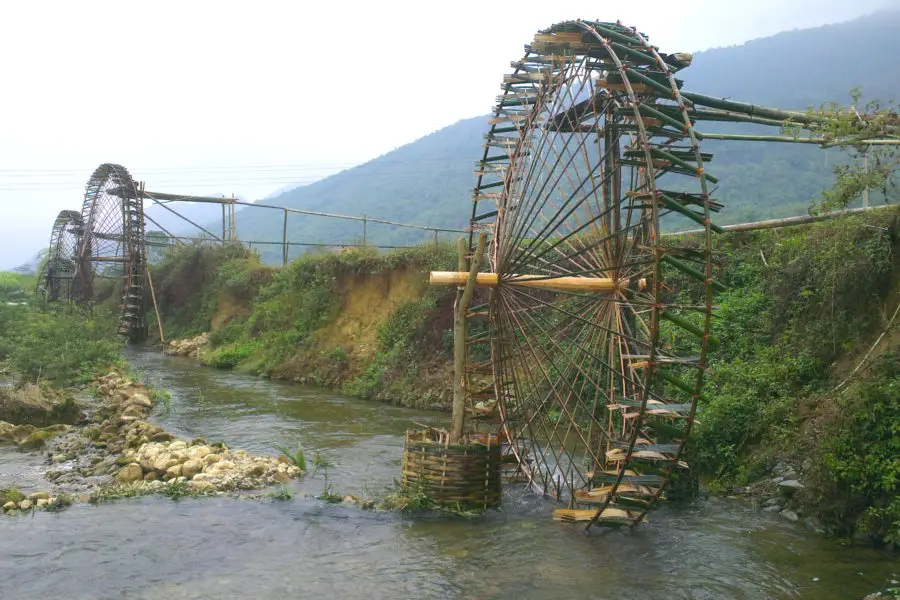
[35,19,899,530]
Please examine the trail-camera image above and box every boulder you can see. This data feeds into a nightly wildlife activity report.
[190,480,214,491]
[151,432,175,443]
[0,421,16,443]
[203,453,221,466]
[115,463,144,483]
[2,501,16,511]
[29,492,49,502]
[165,464,183,480]
[182,459,203,479]
[143,471,159,482]
[36,499,49,507]
[778,480,805,491]
[18,499,33,510]
[0,384,83,426]
[127,394,152,409]
[781,509,800,522]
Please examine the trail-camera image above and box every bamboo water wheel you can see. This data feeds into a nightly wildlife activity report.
[430,19,858,530]
[70,163,148,340]
[37,210,85,303]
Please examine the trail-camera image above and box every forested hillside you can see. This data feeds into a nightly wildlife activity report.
[231,10,900,262]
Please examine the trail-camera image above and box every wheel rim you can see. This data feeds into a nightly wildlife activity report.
[472,20,716,529]
[72,163,147,339]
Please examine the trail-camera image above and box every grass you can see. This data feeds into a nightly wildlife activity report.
[1,488,25,504]
[274,443,307,471]
[88,481,218,504]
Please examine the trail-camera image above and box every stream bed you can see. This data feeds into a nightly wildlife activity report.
[0,348,896,599]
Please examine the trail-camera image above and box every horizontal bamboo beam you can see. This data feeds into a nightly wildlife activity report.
[667,204,896,236]
[430,271,625,293]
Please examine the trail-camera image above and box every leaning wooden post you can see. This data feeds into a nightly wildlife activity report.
[451,232,486,444]
[222,204,226,241]
[145,263,165,344]
[282,208,289,267]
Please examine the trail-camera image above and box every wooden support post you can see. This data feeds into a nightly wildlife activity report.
[433,230,438,246]
[282,209,289,267]
[450,232,486,444]
[222,204,226,241]
[362,215,367,246]
[145,263,165,343]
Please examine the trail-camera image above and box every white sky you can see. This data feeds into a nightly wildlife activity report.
[0,0,895,268]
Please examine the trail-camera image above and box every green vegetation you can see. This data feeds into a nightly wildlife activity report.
[684,209,900,541]
[154,242,457,408]
[0,272,33,302]
[0,303,121,385]
[151,242,274,339]
[274,442,307,471]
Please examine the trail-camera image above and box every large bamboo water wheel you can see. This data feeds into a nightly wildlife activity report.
[70,163,147,340]
[430,18,900,530]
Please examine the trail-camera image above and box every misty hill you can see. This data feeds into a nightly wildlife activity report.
[233,10,900,262]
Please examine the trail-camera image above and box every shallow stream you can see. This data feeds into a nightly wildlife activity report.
[0,348,896,599]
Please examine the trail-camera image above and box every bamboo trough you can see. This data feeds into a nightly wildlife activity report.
[401,428,503,511]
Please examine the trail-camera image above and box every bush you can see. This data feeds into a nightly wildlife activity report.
[822,351,900,542]
[0,304,121,384]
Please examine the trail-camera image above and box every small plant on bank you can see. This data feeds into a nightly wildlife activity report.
[274,442,307,471]
[269,486,293,501]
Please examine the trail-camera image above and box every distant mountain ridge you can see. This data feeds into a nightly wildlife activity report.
[229,10,900,263]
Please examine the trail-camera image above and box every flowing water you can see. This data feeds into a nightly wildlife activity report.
[0,348,896,599]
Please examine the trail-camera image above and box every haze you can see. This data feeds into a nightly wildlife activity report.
[0,0,895,269]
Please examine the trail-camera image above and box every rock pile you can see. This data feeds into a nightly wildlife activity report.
[4,369,303,516]
[119,441,300,491]
[165,333,210,358]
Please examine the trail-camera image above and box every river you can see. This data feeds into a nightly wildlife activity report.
[0,348,896,599]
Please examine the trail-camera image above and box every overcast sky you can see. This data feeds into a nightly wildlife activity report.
[1,0,896,269]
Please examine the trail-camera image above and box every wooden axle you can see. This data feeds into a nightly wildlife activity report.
[430,271,628,293]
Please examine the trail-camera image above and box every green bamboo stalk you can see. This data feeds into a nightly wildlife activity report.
[661,310,722,349]
[657,194,725,234]
[650,148,719,183]
[662,255,727,293]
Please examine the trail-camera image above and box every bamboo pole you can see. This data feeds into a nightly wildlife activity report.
[431,272,623,293]
[450,233,486,444]
[282,209,288,267]
[222,204,226,241]
[145,263,165,343]
[667,204,896,236]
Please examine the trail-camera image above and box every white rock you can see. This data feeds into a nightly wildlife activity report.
[36,499,49,507]
[2,501,16,511]
[781,509,800,522]
[778,480,805,491]
[127,393,152,408]
[182,459,203,479]
[18,500,33,510]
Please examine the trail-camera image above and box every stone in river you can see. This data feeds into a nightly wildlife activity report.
[116,463,144,483]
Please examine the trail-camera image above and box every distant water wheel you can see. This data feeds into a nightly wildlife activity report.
[37,210,84,302]
[461,20,721,530]
[72,163,147,340]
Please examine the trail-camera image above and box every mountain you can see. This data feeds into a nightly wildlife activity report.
[232,10,900,263]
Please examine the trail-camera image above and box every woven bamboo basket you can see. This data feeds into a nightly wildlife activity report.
[401,428,502,511]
